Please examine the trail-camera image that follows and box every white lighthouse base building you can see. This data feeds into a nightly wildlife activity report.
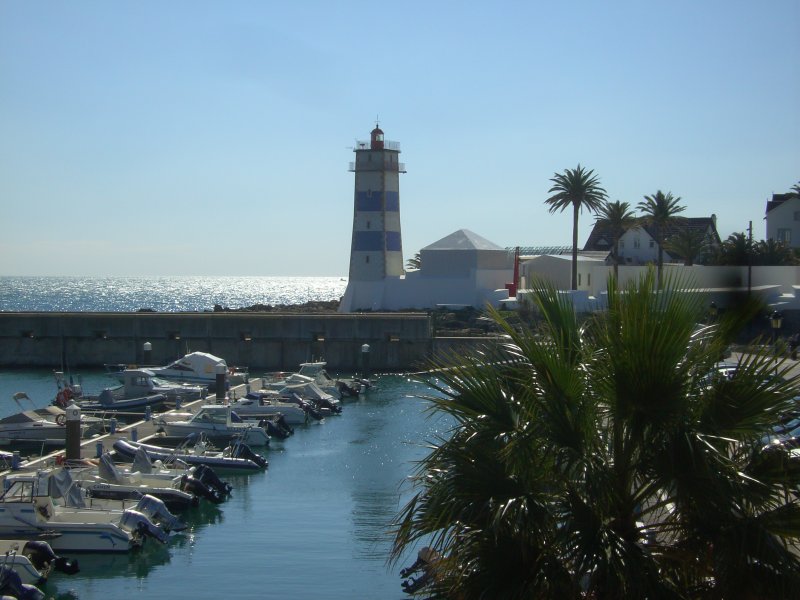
[339,229,515,312]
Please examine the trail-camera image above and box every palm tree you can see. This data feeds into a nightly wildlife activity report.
[595,200,638,281]
[545,165,607,290]
[637,190,686,289]
[392,271,800,599]
[663,227,709,266]
[755,238,798,266]
[791,181,800,196]
[713,232,754,266]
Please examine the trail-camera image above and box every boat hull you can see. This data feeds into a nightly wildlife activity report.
[112,439,266,472]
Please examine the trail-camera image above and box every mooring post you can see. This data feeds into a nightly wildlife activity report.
[65,402,81,462]
[216,364,227,403]
[143,341,152,365]
[361,343,371,382]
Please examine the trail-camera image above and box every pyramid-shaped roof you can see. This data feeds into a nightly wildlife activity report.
[422,229,504,251]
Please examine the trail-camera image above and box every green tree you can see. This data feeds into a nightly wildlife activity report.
[663,227,710,266]
[392,271,800,599]
[713,232,754,266]
[637,191,686,289]
[594,200,638,281]
[755,238,798,266]
[406,252,421,271]
[545,165,608,290]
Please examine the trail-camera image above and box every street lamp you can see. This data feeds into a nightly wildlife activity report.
[771,310,783,373]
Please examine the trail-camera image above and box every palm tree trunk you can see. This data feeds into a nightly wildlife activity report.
[612,243,619,282]
[572,204,579,290]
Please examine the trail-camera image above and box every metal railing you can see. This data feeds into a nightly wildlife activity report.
[348,161,406,173]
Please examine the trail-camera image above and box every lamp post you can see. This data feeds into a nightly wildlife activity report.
[771,310,783,374]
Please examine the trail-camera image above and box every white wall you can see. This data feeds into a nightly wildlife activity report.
[766,197,800,248]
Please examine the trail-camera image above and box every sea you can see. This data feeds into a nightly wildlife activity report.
[0,276,349,312]
[0,277,448,599]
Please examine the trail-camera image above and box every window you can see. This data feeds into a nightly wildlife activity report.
[587,273,591,287]
[365,256,370,263]
[794,211,800,221]
[619,240,625,249]
[778,229,792,244]
[366,220,371,229]
[578,273,582,286]
[649,240,655,248]
[633,238,640,249]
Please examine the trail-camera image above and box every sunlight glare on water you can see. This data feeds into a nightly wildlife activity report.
[0,276,348,312]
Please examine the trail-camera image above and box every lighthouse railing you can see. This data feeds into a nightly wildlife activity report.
[353,139,401,151]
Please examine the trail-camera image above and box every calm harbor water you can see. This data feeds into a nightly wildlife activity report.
[0,369,448,599]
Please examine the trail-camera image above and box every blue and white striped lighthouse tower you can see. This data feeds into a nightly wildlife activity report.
[347,124,406,282]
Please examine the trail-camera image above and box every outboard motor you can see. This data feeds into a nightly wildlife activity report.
[336,380,359,398]
[275,414,294,435]
[229,441,269,469]
[119,509,169,544]
[134,495,186,532]
[0,566,45,600]
[295,398,324,421]
[22,541,79,576]
[193,464,233,496]
[260,419,291,440]
[179,473,224,504]
[316,397,342,415]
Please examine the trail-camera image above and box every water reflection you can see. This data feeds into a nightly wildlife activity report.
[44,542,171,596]
[344,377,449,563]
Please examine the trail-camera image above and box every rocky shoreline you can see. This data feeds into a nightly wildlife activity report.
[212,300,341,313]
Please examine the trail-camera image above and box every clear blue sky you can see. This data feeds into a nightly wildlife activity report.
[1,1,798,276]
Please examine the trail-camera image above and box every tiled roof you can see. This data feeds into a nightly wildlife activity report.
[766,193,799,214]
[583,216,720,251]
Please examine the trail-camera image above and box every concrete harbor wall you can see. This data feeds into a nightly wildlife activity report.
[0,312,440,372]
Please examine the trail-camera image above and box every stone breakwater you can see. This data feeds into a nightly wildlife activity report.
[212,300,341,313]
[0,311,433,371]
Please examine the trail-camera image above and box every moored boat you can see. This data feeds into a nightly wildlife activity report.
[154,405,270,446]
[120,352,248,388]
[0,394,105,447]
[113,435,268,472]
[0,471,169,552]
[228,391,317,425]
[0,539,79,586]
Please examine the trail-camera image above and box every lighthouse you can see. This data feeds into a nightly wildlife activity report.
[347,124,406,281]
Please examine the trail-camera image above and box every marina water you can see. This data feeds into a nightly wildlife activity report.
[0,277,446,598]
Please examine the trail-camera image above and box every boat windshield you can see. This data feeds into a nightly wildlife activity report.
[0,479,35,502]
[195,408,228,425]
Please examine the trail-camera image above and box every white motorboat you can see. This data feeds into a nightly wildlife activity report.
[136,352,248,387]
[277,381,342,416]
[263,361,369,399]
[0,393,105,447]
[69,453,200,511]
[0,470,169,553]
[0,540,79,585]
[154,405,270,446]
[228,391,316,425]
[55,368,206,413]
